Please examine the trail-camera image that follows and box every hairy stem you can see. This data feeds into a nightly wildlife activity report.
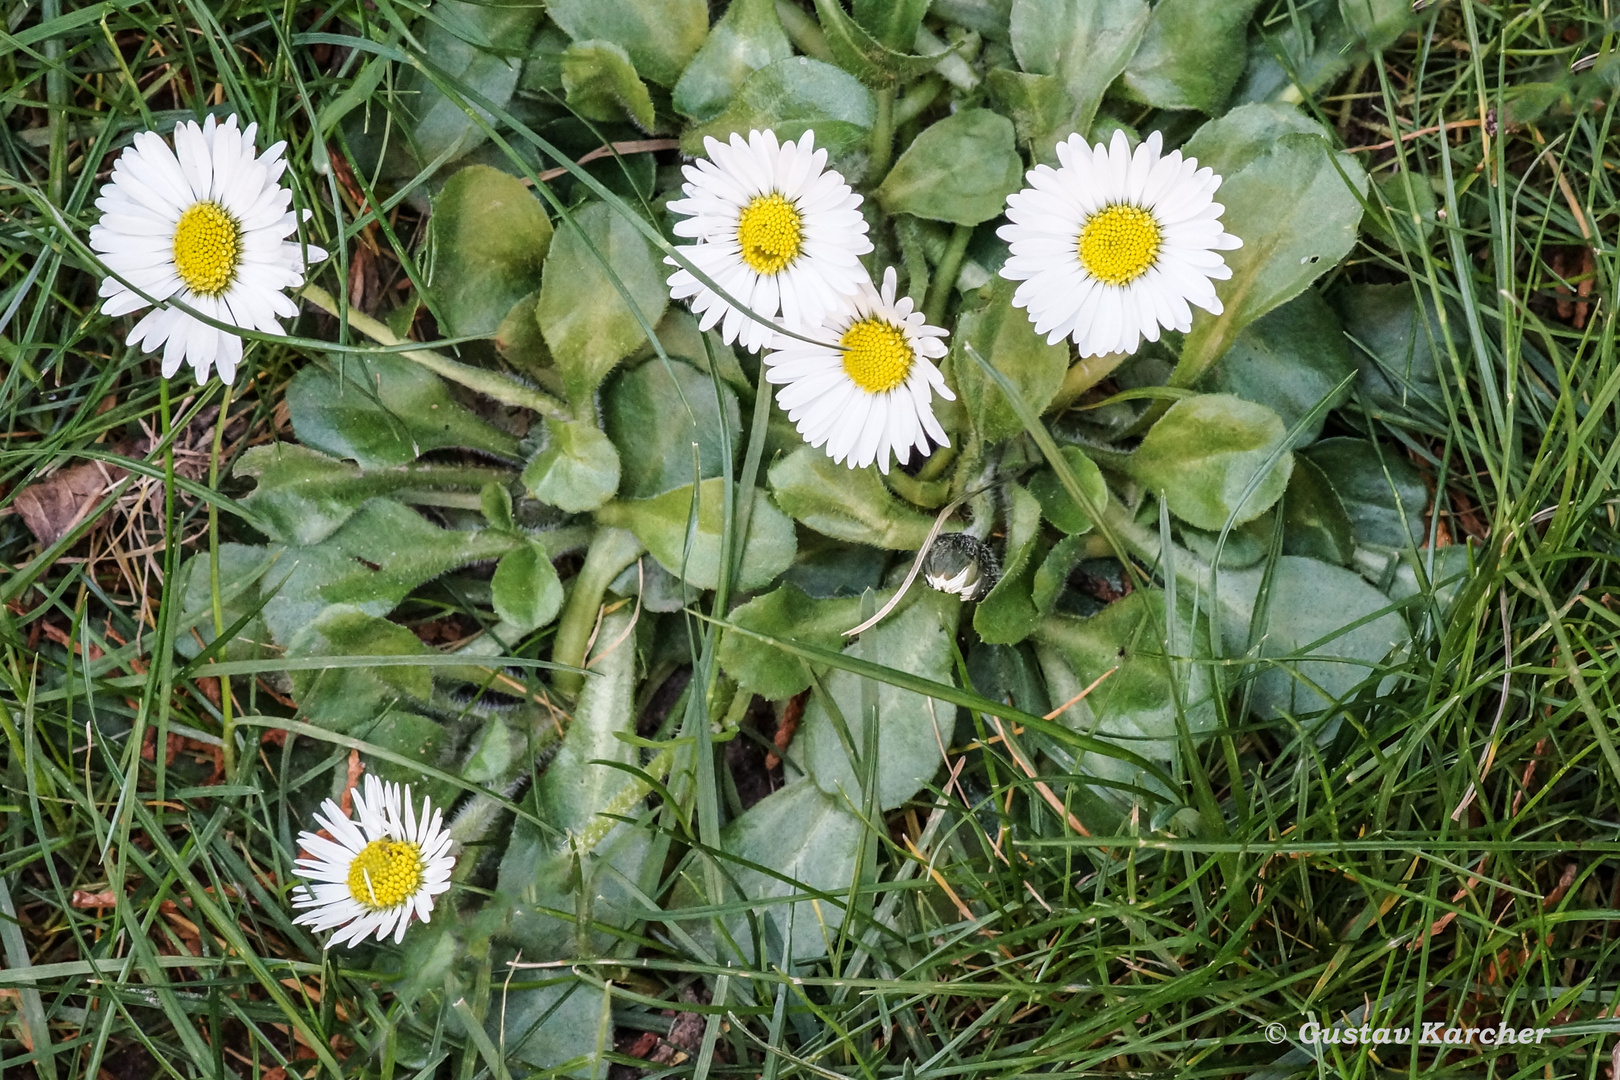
[300,284,570,420]
[923,222,974,327]
[550,527,645,699]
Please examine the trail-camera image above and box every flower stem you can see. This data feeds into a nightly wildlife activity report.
[208,382,236,780]
[923,222,974,327]
[867,88,897,185]
[299,284,570,420]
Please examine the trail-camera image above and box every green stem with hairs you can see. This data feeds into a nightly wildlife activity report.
[550,527,645,699]
[774,1,833,61]
[923,223,974,327]
[300,284,570,420]
[1049,352,1129,413]
[867,88,897,185]
[208,383,236,779]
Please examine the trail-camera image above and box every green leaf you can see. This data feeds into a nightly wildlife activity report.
[521,418,623,513]
[287,607,435,732]
[1302,437,1427,550]
[768,445,935,550]
[947,277,1070,442]
[1215,555,1408,720]
[403,1,541,167]
[856,0,932,49]
[681,57,876,157]
[966,640,1050,716]
[1031,532,1088,615]
[499,607,650,959]
[603,359,741,499]
[286,353,522,469]
[793,590,960,810]
[235,444,411,547]
[430,165,552,339]
[813,0,942,89]
[1233,3,1355,105]
[257,500,520,646]
[481,481,515,531]
[1201,289,1354,448]
[1125,394,1294,531]
[595,479,797,591]
[689,777,866,965]
[932,0,1013,38]
[1028,446,1108,535]
[719,585,865,699]
[1121,0,1263,113]
[1282,456,1355,565]
[544,0,709,86]
[983,69,1072,152]
[1182,101,1326,179]
[561,40,659,131]
[493,980,612,1076]
[1007,0,1150,153]
[1333,283,1449,418]
[876,109,1022,225]
[537,201,670,404]
[1175,106,1370,383]
[1365,171,1438,249]
[1035,588,1216,764]
[1177,512,1272,569]
[536,607,639,839]
[1340,0,1413,49]
[974,484,1047,645]
[491,541,565,632]
[672,0,793,119]
[174,544,277,663]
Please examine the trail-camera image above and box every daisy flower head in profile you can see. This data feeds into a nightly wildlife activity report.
[763,266,953,475]
[89,113,327,385]
[665,128,872,352]
[291,774,454,948]
[997,129,1242,358]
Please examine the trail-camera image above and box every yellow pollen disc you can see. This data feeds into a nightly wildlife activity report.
[346,839,424,912]
[1077,204,1162,286]
[736,192,803,276]
[840,318,914,395]
[172,201,241,296]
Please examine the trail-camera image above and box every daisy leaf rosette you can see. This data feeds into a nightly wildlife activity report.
[763,266,954,475]
[292,775,455,949]
[665,128,872,352]
[90,114,327,383]
[997,129,1241,358]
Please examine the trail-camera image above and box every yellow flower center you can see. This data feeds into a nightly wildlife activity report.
[172,201,241,296]
[346,839,424,912]
[736,192,803,276]
[841,317,914,394]
[1077,204,1162,286]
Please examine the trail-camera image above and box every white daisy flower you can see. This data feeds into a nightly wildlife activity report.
[290,775,454,948]
[997,130,1242,358]
[666,129,872,352]
[89,113,328,384]
[763,266,953,474]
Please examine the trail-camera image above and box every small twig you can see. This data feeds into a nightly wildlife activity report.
[988,715,1092,839]
[528,139,681,185]
[1347,117,1483,153]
